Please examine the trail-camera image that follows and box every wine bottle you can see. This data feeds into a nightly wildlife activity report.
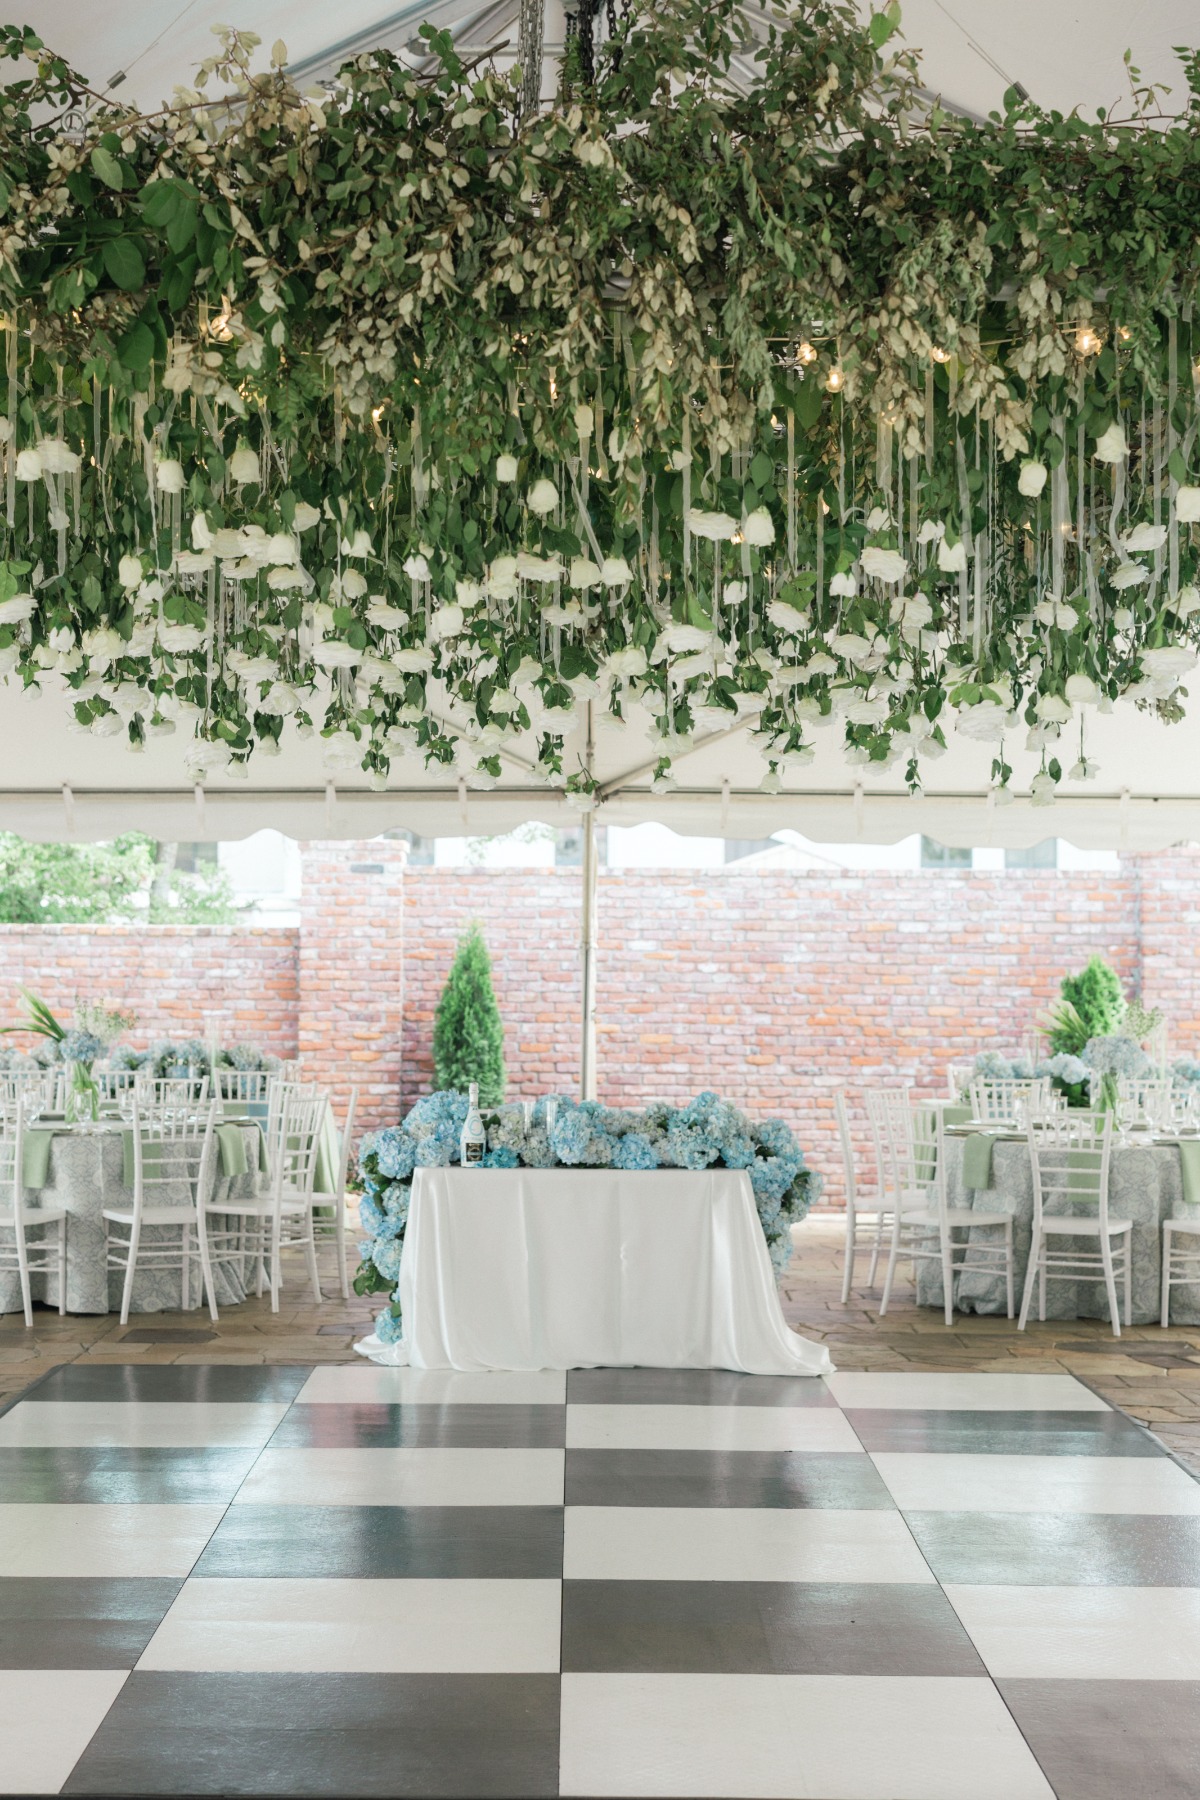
[460,1083,486,1166]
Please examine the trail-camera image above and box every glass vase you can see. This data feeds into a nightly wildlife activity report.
[65,1060,100,1125]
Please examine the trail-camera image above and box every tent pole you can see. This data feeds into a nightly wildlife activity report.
[580,703,598,1101]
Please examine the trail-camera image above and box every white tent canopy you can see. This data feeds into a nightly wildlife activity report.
[5,669,1200,850]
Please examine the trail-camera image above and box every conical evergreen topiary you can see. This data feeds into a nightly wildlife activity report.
[432,923,506,1103]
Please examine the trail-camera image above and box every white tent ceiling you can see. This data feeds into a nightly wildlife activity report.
[16,1,1200,847]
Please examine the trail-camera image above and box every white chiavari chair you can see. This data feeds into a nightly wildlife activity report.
[312,1087,357,1301]
[199,1087,327,1315]
[103,1099,220,1326]
[1115,1075,1175,1131]
[0,1068,62,1118]
[1161,1212,1200,1328]
[134,1073,210,1120]
[1019,1109,1129,1336]
[835,1090,892,1301]
[968,1077,1053,1125]
[869,1090,1014,1326]
[946,1064,974,1101]
[216,1068,272,1111]
[96,1068,138,1108]
[0,1100,68,1327]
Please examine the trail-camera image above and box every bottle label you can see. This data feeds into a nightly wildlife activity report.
[462,1139,485,1166]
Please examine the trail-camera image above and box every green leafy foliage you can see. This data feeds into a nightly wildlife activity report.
[432,924,506,1104]
[1043,956,1127,1053]
[0,834,238,924]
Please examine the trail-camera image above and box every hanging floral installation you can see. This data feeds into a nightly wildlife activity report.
[3,0,1200,804]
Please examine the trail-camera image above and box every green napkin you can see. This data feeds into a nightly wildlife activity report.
[943,1102,973,1126]
[21,1129,55,1191]
[962,1132,996,1191]
[1177,1139,1200,1208]
[216,1123,250,1179]
[313,1111,340,1196]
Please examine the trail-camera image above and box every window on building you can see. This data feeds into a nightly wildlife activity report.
[382,830,435,865]
[724,837,778,864]
[1005,839,1058,870]
[555,826,607,867]
[173,842,218,874]
[920,836,972,870]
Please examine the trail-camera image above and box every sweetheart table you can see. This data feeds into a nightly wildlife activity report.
[356,1165,833,1376]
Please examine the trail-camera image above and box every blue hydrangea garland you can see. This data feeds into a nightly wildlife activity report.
[354,1089,821,1344]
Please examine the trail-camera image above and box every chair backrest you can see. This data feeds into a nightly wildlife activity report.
[0,1098,23,1223]
[865,1088,942,1210]
[834,1091,859,1216]
[335,1088,358,1198]
[0,1067,61,1115]
[946,1063,973,1100]
[270,1088,328,1203]
[135,1073,210,1117]
[1027,1109,1113,1234]
[130,1098,218,1222]
[968,1077,1052,1124]
[1115,1075,1175,1129]
[216,1068,272,1106]
[96,1068,137,1101]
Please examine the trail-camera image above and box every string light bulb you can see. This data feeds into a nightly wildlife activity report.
[930,345,951,363]
[796,340,818,365]
[1076,325,1102,357]
[371,403,386,424]
[1116,325,1132,342]
[825,366,844,393]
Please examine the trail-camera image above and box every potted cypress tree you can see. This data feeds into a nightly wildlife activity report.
[432,924,506,1105]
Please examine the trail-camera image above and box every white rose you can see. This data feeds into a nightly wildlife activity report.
[173,551,213,575]
[495,453,519,483]
[1018,460,1048,497]
[605,646,648,680]
[402,553,430,582]
[391,645,435,672]
[1109,560,1150,590]
[916,519,945,544]
[429,604,464,640]
[343,529,373,558]
[228,444,260,485]
[569,556,602,589]
[1174,585,1200,617]
[936,537,967,573]
[157,623,205,652]
[516,552,562,582]
[260,681,299,715]
[1093,421,1128,464]
[742,506,775,546]
[686,509,739,540]
[527,478,559,516]
[828,570,857,598]
[191,513,212,550]
[39,437,80,475]
[574,403,594,437]
[860,546,908,583]
[292,501,321,531]
[1065,673,1098,705]
[901,596,933,630]
[266,532,297,564]
[1123,521,1168,554]
[1176,486,1200,523]
[1037,692,1073,723]
[15,448,42,480]
[601,556,632,586]
[955,701,1010,742]
[313,639,361,669]
[155,457,185,494]
[266,566,306,590]
[767,599,809,634]
[1141,646,1197,685]
[118,554,143,589]
[340,568,367,598]
[455,579,483,607]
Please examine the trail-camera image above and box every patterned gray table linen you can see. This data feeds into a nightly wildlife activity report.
[915,1135,1200,1324]
[0,1123,262,1315]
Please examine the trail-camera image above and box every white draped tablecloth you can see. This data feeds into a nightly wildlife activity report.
[357,1166,832,1376]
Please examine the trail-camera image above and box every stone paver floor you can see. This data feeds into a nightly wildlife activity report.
[3,1213,1198,1477]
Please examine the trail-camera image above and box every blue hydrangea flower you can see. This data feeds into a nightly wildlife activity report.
[358,1193,386,1238]
[481,1145,520,1169]
[550,1106,595,1165]
[1085,1035,1151,1078]
[414,1121,459,1167]
[375,1128,417,1182]
[372,1236,403,1283]
[374,1307,403,1345]
[612,1132,659,1170]
[60,1028,106,1063]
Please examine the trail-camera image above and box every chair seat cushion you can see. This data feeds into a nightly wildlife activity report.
[1040,1216,1132,1235]
[11,1206,67,1227]
[1166,1217,1200,1235]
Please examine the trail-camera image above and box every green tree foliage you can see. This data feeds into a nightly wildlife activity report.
[432,924,506,1103]
[0,834,238,924]
[1045,955,1126,1054]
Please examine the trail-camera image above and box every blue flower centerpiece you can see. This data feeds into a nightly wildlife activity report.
[354,1090,821,1346]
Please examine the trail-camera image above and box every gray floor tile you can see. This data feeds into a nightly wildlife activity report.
[269,1403,566,1450]
[998,1679,1200,1800]
[31,1365,312,1404]
[0,1578,182,1668]
[906,1510,1200,1585]
[566,1369,837,1407]
[61,1671,560,1796]
[561,1580,985,1675]
[192,1505,565,1578]
[845,1408,1164,1457]
[0,1447,261,1504]
[565,1449,894,1509]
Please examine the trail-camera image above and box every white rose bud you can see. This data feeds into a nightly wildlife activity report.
[526,478,559,516]
[292,501,321,531]
[118,554,143,589]
[228,443,260,485]
[495,453,519,483]
[1018,460,1048,497]
[1176,486,1200,523]
[155,457,185,494]
[742,506,776,547]
[15,447,42,481]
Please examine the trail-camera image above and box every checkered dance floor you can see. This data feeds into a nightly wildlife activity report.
[2,1362,1200,1797]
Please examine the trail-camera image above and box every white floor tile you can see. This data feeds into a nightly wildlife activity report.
[0,1401,290,1449]
[0,1504,225,1578]
[559,1673,1055,1798]
[945,1584,1200,1678]
[565,1404,861,1453]
[826,1372,1109,1412]
[139,1577,561,1673]
[296,1367,567,1405]
[872,1452,1200,1514]
[232,1446,564,1507]
[0,1669,128,1795]
[563,1507,934,1583]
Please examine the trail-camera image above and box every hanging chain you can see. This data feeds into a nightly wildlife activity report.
[517,0,545,120]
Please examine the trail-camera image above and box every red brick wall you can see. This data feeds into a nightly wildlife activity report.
[2,843,1195,1193]
[0,924,297,1056]
[400,866,1141,1196]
